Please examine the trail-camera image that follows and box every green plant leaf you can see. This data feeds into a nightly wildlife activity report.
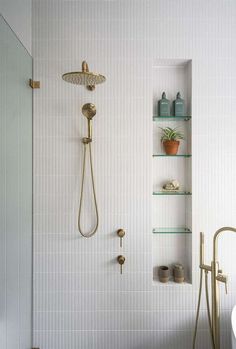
[159,127,184,142]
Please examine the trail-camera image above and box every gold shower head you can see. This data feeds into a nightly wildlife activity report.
[82,103,96,120]
[62,61,106,90]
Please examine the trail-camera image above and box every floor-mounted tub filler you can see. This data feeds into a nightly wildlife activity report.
[193,227,236,349]
[62,61,106,237]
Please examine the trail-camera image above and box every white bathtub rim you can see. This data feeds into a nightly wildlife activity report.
[231,305,236,340]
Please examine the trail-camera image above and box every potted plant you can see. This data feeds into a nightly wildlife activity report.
[160,127,184,155]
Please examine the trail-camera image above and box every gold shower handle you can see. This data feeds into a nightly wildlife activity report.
[117,229,125,247]
[225,279,228,294]
[88,118,92,140]
[216,273,228,294]
[117,255,125,274]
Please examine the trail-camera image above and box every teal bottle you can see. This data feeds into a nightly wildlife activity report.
[158,92,170,116]
[174,92,185,117]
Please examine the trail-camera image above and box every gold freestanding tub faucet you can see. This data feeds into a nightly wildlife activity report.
[193,227,236,349]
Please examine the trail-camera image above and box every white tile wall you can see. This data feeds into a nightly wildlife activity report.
[32,1,236,348]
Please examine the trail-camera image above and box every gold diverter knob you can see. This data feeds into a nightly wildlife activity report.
[117,255,125,274]
[117,229,125,247]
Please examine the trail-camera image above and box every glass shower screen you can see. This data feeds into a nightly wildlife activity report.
[0,15,33,349]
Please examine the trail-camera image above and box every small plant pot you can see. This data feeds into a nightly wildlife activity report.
[163,140,180,155]
[158,266,170,283]
[173,264,185,283]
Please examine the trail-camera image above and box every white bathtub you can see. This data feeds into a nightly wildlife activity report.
[231,306,236,348]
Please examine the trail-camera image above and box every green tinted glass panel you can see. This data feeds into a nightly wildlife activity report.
[153,116,191,121]
[153,227,191,234]
[0,15,32,349]
[152,154,191,157]
[153,191,192,195]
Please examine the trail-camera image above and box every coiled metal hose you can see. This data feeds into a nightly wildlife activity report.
[193,268,203,348]
[193,269,215,349]
[78,142,98,238]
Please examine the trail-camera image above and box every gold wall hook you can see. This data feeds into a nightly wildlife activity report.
[117,229,125,247]
[117,255,125,274]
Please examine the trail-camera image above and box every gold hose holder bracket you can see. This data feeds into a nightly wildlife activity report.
[82,137,92,144]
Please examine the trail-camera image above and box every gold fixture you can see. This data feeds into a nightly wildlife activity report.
[78,103,98,238]
[117,229,125,247]
[62,61,106,91]
[193,227,236,349]
[29,79,40,89]
[82,103,96,144]
[62,61,106,238]
[117,255,125,274]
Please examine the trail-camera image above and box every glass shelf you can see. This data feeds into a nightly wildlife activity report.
[153,191,192,195]
[153,279,192,287]
[153,227,191,234]
[153,116,191,121]
[153,154,191,158]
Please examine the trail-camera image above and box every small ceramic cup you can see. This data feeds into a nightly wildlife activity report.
[158,266,170,283]
[173,263,184,283]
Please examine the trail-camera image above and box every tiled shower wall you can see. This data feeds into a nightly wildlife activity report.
[32,1,236,348]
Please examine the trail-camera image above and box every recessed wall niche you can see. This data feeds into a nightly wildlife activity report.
[152,59,192,286]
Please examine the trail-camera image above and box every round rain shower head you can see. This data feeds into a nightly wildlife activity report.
[62,61,106,90]
[62,71,106,85]
[82,103,96,120]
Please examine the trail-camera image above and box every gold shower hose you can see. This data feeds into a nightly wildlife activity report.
[193,268,215,349]
[78,141,99,238]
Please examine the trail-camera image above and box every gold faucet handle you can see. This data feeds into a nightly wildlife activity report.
[224,275,228,294]
[117,229,125,247]
[225,279,228,294]
[117,255,125,274]
[217,273,228,294]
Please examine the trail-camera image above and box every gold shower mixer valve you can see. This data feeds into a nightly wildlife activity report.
[117,229,125,247]
[117,255,125,274]
[200,263,228,294]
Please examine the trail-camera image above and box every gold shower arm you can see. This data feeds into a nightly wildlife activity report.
[82,60,95,90]
[82,61,89,72]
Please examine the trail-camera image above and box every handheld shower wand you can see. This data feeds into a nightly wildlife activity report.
[62,61,106,237]
[78,103,99,238]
